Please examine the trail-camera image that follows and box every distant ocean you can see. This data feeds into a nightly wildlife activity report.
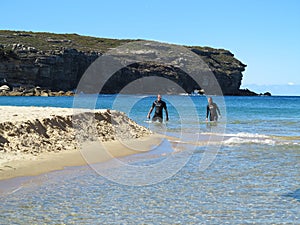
[0,95,299,224]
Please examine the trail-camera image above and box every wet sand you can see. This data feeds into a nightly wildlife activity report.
[0,135,163,181]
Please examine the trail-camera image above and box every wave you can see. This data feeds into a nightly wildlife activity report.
[199,132,300,146]
[223,137,276,145]
[163,130,300,148]
[200,132,269,138]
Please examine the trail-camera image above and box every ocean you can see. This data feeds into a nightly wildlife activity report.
[0,95,299,224]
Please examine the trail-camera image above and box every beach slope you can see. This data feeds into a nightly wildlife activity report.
[0,106,160,180]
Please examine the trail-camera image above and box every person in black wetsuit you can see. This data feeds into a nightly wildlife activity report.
[147,94,169,123]
[206,97,221,122]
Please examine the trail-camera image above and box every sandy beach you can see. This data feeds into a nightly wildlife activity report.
[0,106,161,181]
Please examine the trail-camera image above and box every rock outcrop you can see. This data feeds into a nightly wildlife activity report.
[0,30,253,95]
[0,46,99,92]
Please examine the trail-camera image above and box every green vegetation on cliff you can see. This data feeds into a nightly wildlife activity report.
[0,30,235,56]
[0,30,132,52]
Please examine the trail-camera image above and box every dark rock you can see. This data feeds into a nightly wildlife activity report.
[260,92,272,96]
[46,38,72,43]
[0,48,98,92]
[13,33,33,37]
[0,135,9,147]
[234,88,259,96]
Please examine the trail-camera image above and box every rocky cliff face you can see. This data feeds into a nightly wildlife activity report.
[0,30,249,95]
[101,47,247,95]
[0,47,99,91]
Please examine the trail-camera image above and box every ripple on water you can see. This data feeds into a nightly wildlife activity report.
[0,142,299,224]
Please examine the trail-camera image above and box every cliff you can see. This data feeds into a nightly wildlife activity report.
[0,30,253,95]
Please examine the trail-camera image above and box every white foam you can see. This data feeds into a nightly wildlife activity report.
[223,137,276,146]
[196,132,300,146]
[200,132,270,139]
[232,132,270,138]
[198,132,295,146]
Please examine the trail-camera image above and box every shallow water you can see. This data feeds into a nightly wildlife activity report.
[0,95,299,224]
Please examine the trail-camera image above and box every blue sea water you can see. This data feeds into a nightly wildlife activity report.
[0,95,299,224]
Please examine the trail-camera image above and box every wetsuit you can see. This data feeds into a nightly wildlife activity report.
[206,103,220,121]
[152,100,167,122]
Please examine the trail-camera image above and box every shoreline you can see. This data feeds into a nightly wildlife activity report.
[0,106,159,181]
[0,134,163,181]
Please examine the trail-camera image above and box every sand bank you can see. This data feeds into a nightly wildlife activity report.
[0,106,161,180]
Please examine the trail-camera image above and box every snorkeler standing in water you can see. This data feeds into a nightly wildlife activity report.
[147,94,169,123]
[206,97,221,122]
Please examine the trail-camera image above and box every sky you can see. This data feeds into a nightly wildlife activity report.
[1,0,300,95]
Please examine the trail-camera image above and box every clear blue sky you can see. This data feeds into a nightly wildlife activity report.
[1,0,300,94]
